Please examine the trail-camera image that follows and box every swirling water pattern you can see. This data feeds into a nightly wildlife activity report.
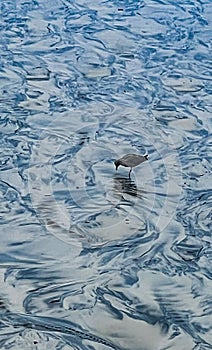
[0,0,211,349]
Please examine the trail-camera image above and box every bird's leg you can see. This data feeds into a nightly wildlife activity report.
[129,168,132,178]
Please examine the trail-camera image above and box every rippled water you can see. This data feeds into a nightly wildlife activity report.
[0,0,211,349]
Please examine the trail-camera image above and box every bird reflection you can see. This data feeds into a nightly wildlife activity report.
[113,176,138,198]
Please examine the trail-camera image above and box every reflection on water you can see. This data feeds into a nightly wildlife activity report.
[0,0,211,349]
[113,176,138,198]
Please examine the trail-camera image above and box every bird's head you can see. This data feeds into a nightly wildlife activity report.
[114,160,120,170]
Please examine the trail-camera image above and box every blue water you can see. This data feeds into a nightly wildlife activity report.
[0,0,211,349]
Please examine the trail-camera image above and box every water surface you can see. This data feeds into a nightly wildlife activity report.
[0,0,211,349]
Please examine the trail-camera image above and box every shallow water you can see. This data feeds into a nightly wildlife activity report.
[0,0,211,349]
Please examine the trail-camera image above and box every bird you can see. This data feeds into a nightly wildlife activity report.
[114,154,148,177]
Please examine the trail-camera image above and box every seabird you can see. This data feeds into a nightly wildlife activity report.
[114,154,148,177]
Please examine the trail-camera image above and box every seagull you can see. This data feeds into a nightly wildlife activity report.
[114,154,148,177]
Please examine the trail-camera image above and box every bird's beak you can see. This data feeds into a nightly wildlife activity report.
[114,161,119,170]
